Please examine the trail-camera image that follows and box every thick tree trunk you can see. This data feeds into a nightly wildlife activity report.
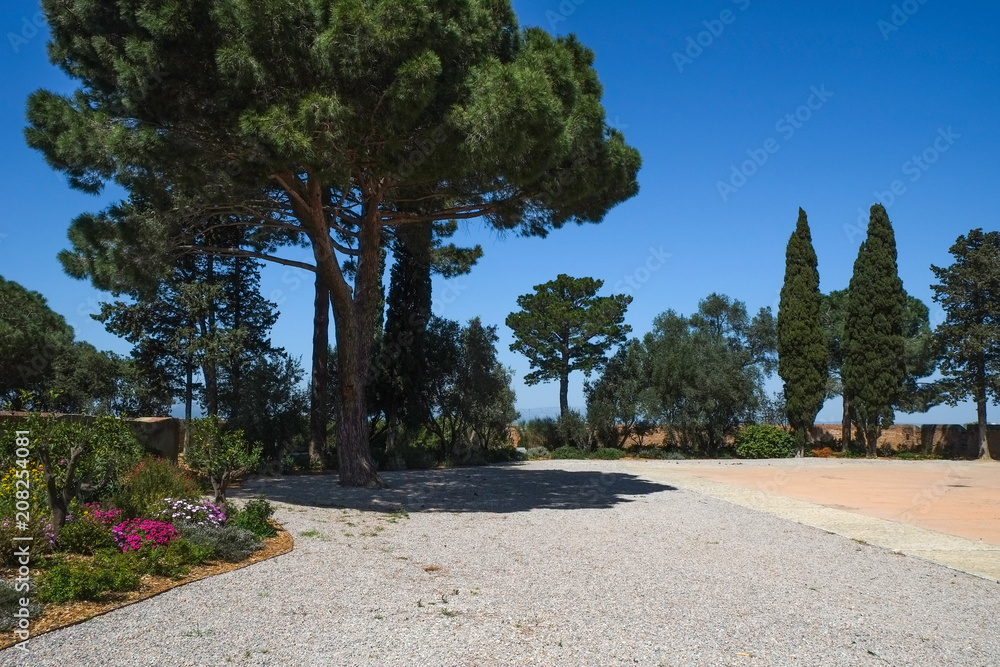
[332,316,382,487]
[184,358,193,452]
[559,368,569,418]
[205,256,219,416]
[840,393,851,452]
[977,392,992,461]
[309,273,330,468]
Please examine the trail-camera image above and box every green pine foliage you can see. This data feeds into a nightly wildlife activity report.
[507,275,632,416]
[27,0,641,488]
[777,209,828,455]
[930,229,1000,460]
[842,205,907,456]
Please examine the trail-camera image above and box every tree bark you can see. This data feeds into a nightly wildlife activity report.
[559,373,569,418]
[309,273,330,468]
[184,358,193,452]
[204,255,219,416]
[977,390,992,461]
[840,393,851,452]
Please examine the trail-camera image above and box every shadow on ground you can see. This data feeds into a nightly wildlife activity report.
[234,464,676,514]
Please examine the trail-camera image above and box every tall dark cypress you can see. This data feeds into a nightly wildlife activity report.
[777,208,828,457]
[842,204,906,457]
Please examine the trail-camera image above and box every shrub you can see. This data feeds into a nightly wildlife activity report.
[0,580,43,631]
[118,539,214,579]
[186,417,263,502]
[590,447,625,460]
[155,498,226,528]
[735,425,795,459]
[177,523,263,562]
[0,517,54,566]
[557,410,591,451]
[112,518,179,552]
[0,463,48,521]
[515,418,560,450]
[57,516,116,555]
[550,446,587,460]
[525,447,550,460]
[39,555,140,603]
[112,456,201,519]
[232,496,276,538]
[3,415,145,537]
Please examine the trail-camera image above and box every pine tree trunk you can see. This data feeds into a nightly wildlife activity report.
[205,256,219,416]
[559,373,569,418]
[840,393,851,452]
[184,358,193,452]
[309,274,330,468]
[332,319,382,488]
[977,393,992,461]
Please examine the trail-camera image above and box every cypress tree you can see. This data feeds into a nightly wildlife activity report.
[842,204,907,457]
[777,208,828,457]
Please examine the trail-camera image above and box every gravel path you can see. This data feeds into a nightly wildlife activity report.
[3,460,999,666]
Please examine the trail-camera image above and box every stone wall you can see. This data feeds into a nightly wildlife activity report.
[807,423,1000,459]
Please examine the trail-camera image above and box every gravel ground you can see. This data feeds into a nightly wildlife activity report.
[3,460,999,666]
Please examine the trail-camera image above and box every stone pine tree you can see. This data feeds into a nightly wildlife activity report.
[27,0,641,487]
[507,275,632,417]
[842,204,907,457]
[931,228,1000,461]
[777,208,828,457]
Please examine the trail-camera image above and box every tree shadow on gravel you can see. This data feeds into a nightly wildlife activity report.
[233,465,676,514]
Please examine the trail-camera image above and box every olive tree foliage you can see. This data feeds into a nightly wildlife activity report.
[643,295,777,454]
[27,0,641,487]
[585,340,655,448]
[186,417,263,503]
[2,415,144,539]
[420,317,519,462]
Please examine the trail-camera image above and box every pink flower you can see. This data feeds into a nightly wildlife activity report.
[111,518,178,552]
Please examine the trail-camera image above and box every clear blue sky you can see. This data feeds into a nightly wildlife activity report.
[1,0,997,424]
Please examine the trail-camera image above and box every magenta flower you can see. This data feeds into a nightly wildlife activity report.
[111,518,179,552]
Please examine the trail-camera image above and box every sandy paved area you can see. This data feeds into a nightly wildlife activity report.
[657,459,1000,545]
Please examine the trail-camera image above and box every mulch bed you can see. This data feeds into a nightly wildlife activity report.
[0,526,294,650]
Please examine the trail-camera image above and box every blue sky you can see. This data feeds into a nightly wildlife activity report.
[1,0,997,424]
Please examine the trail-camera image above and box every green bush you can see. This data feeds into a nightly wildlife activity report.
[516,418,560,450]
[557,410,591,451]
[550,446,587,460]
[39,555,140,603]
[525,446,550,460]
[57,517,116,555]
[0,580,43,631]
[232,496,276,538]
[177,523,263,562]
[187,417,263,502]
[735,425,795,459]
[112,456,201,519]
[0,517,53,567]
[118,539,215,579]
[590,447,625,460]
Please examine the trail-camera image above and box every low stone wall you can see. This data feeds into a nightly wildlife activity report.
[807,423,1000,459]
[0,412,180,462]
